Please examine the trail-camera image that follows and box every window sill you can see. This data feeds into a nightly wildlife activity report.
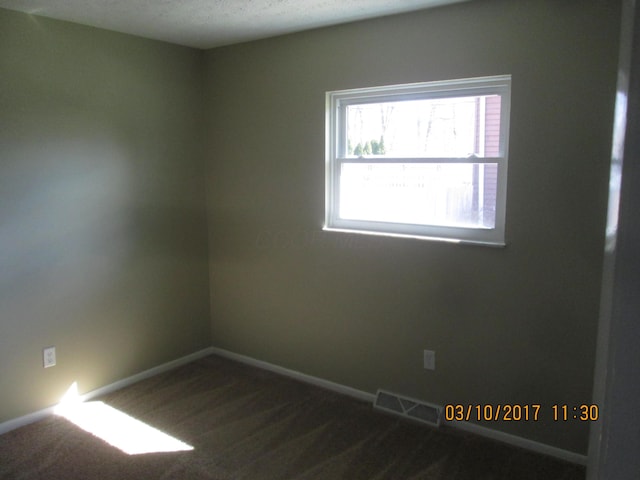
[322,226,506,248]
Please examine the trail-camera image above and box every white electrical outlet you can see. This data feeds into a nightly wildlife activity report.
[423,349,436,370]
[43,346,56,368]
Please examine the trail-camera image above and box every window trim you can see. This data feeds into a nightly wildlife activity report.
[324,75,511,246]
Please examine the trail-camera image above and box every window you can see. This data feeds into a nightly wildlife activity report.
[325,75,511,245]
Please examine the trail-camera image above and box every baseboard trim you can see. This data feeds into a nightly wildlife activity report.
[210,347,376,403]
[0,406,57,436]
[77,347,216,403]
[443,419,588,466]
[210,347,587,466]
[0,347,215,436]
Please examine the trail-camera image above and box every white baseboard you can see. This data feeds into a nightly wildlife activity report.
[77,347,216,403]
[0,347,215,436]
[210,347,376,403]
[211,347,587,466]
[443,419,588,466]
[0,406,57,436]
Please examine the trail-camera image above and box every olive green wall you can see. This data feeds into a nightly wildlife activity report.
[0,9,210,422]
[204,0,620,454]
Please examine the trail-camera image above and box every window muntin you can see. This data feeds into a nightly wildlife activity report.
[325,76,510,245]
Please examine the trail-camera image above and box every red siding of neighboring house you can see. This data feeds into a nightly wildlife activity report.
[483,95,502,226]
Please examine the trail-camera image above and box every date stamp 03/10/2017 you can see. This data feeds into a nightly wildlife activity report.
[443,404,600,423]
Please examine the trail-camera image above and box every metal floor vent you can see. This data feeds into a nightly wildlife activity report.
[373,390,442,427]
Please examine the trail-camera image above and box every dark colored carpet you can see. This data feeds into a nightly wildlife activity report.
[0,354,585,479]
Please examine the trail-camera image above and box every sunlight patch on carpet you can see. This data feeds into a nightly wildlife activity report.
[54,382,194,455]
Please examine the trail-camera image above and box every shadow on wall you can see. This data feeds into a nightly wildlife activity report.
[0,111,134,302]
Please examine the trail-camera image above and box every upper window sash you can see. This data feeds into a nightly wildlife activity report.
[329,75,511,160]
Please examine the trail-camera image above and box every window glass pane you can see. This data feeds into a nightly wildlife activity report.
[339,163,498,228]
[346,95,501,158]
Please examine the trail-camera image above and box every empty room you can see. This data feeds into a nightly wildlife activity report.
[0,0,638,478]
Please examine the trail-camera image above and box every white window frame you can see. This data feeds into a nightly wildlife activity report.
[324,75,511,246]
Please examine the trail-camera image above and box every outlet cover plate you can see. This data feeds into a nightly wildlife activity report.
[423,349,435,370]
[43,346,56,368]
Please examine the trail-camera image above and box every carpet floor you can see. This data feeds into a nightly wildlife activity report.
[0,354,586,479]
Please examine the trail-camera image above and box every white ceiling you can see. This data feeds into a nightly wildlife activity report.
[0,0,469,49]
